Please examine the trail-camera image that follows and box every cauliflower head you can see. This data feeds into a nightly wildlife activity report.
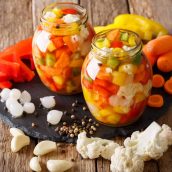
[110,146,144,172]
[124,122,172,161]
[76,132,119,160]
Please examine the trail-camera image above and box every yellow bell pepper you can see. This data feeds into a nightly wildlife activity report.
[94,14,168,41]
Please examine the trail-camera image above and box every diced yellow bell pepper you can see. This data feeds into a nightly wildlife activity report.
[119,64,137,75]
[47,41,56,52]
[52,8,63,18]
[112,71,128,86]
[53,75,64,86]
[113,105,130,114]
[82,87,93,103]
[106,114,121,124]
[99,108,114,118]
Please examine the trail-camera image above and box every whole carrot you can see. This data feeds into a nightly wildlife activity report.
[157,51,172,72]
[143,35,172,66]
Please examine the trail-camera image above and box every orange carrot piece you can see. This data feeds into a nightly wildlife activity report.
[147,94,164,108]
[152,74,165,88]
[145,35,172,56]
[157,51,172,72]
[164,79,172,94]
[63,36,78,53]
[107,29,120,42]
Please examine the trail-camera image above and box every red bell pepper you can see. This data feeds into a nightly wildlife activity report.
[0,72,9,82]
[0,81,12,89]
[111,41,123,48]
[62,8,78,14]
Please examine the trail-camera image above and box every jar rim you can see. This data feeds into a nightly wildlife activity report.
[41,2,88,26]
[92,29,142,58]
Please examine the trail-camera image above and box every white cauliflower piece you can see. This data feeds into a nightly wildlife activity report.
[117,82,143,102]
[76,132,119,160]
[124,121,172,161]
[110,146,144,172]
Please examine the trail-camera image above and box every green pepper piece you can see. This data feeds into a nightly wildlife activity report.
[132,52,142,65]
[72,68,81,76]
[121,32,129,41]
[107,57,120,69]
[45,53,56,67]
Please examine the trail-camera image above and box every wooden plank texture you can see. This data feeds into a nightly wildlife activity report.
[0,0,36,171]
[128,0,172,33]
[80,0,129,26]
[0,0,172,171]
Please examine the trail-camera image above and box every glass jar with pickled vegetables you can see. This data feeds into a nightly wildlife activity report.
[32,3,94,94]
[81,29,152,126]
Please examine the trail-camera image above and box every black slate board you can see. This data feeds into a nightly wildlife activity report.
[0,67,172,143]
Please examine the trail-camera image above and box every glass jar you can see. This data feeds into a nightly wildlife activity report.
[81,29,152,127]
[32,2,94,94]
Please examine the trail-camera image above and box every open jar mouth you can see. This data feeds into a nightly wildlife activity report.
[92,29,142,59]
[41,2,88,27]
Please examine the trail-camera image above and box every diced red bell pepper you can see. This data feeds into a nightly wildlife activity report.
[62,8,78,14]
[0,72,9,82]
[52,37,64,49]
[0,81,12,89]
[93,84,111,98]
[82,77,93,89]
[106,84,119,94]
[111,41,123,48]
[0,60,20,78]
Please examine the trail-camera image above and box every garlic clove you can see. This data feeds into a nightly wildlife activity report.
[47,160,73,172]
[29,157,42,172]
[33,140,57,156]
[10,128,25,137]
[11,135,30,152]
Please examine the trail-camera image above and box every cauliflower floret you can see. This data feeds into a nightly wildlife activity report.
[117,82,143,102]
[87,141,104,159]
[124,122,172,161]
[110,146,144,172]
[76,132,119,160]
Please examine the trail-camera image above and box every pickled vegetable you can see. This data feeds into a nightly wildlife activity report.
[81,29,152,126]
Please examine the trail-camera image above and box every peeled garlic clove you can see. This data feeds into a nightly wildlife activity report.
[11,135,30,152]
[10,128,24,137]
[9,88,21,100]
[47,160,73,172]
[29,157,42,172]
[0,88,11,102]
[40,96,56,109]
[33,140,57,156]
[20,90,31,104]
[47,110,63,125]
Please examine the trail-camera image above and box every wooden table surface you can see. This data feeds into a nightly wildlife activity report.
[0,0,172,171]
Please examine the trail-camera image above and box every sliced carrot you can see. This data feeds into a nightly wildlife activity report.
[55,46,71,59]
[63,36,79,53]
[152,74,165,88]
[54,52,71,69]
[157,51,172,72]
[51,37,64,49]
[93,84,111,98]
[147,94,164,108]
[164,79,172,94]
[106,29,120,42]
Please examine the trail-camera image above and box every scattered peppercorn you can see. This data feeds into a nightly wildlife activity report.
[89,118,93,122]
[70,134,74,138]
[82,106,87,111]
[63,111,68,115]
[71,108,75,113]
[71,115,75,119]
[63,122,67,126]
[72,102,76,107]
[31,123,37,128]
